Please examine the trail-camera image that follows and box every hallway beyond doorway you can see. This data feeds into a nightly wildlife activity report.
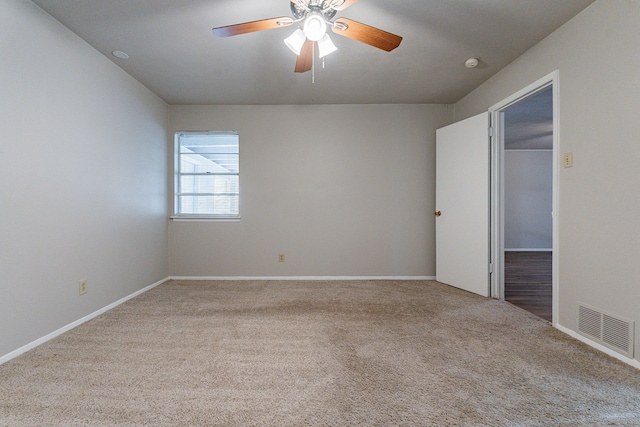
[504,251,552,321]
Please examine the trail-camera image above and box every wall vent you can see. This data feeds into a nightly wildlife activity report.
[578,303,634,358]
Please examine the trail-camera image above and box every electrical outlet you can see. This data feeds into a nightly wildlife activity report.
[563,152,573,168]
[79,279,88,295]
[279,254,285,263]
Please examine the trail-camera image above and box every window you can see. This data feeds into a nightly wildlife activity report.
[174,132,239,218]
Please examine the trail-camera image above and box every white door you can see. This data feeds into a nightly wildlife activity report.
[435,113,490,297]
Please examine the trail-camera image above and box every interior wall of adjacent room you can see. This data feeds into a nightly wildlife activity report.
[454,0,640,360]
[0,0,169,358]
[168,104,453,278]
[504,150,553,250]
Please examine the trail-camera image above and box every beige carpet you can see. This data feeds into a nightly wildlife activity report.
[1,280,639,426]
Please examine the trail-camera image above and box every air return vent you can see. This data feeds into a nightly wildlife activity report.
[578,303,634,358]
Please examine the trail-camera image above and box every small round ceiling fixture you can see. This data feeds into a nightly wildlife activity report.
[112,50,129,59]
[465,58,479,69]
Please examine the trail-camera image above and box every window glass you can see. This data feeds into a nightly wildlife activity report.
[175,132,239,218]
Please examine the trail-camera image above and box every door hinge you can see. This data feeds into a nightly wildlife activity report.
[489,127,494,138]
[489,263,494,274]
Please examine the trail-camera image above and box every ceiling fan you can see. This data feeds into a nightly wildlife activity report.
[212,0,403,73]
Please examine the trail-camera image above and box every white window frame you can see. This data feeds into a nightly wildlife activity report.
[172,131,240,220]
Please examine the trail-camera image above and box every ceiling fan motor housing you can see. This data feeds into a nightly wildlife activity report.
[291,0,337,20]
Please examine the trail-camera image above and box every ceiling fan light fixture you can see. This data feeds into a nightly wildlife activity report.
[303,12,327,41]
[317,34,338,58]
[284,29,307,55]
[213,1,403,75]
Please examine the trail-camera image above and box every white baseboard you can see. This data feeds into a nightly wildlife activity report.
[555,324,639,370]
[504,248,552,252]
[0,277,170,366]
[169,276,436,281]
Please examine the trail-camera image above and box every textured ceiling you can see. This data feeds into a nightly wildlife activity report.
[31,0,594,105]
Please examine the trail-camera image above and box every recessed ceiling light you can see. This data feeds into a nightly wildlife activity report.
[112,50,129,59]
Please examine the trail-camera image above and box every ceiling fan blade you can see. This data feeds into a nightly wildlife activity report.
[332,18,402,52]
[213,17,292,37]
[330,0,359,11]
[295,40,314,73]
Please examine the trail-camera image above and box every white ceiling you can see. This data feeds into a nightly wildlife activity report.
[31,0,594,105]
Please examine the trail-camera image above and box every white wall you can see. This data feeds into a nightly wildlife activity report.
[504,150,553,250]
[0,0,169,358]
[168,104,452,278]
[454,0,640,361]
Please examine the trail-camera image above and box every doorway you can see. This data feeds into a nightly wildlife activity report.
[489,72,559,324]
[503,87,553,321]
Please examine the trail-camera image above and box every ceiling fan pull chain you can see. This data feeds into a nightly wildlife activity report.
[312,43,316,83]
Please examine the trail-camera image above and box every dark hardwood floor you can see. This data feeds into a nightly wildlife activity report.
[504,251,552,322]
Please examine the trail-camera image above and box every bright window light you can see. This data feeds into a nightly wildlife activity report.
[174,132,239,218]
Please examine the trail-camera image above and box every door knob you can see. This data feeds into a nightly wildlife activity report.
[434,211,442,217]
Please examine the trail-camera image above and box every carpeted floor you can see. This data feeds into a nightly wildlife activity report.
[1,280,639,426]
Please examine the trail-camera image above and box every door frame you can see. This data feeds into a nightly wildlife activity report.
[488,70,560,325]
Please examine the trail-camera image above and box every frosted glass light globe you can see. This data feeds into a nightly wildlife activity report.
[304,12,327,42]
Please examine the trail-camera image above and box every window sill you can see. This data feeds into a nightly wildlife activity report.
[170,216,241,222]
